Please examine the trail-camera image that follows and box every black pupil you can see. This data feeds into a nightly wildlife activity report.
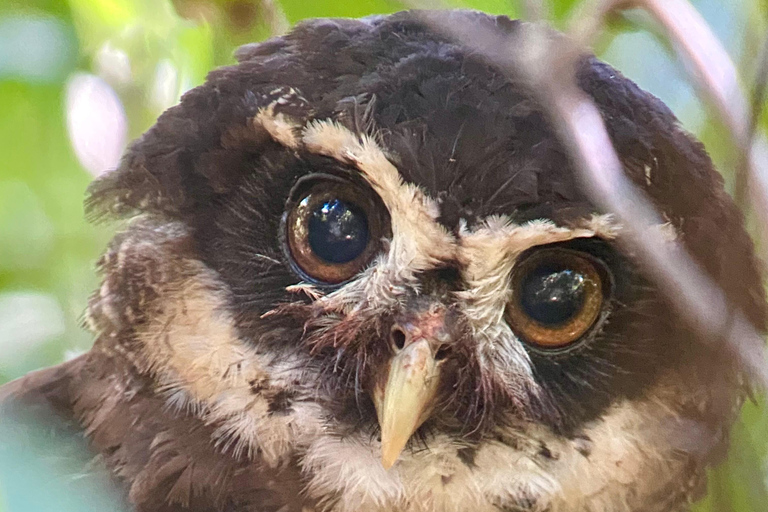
[307,198,369,264]
[520,263,588,326]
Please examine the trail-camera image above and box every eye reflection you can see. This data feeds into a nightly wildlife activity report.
[520,267,589,326]
[307,198,369,264]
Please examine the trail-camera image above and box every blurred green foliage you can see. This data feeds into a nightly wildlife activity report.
[0,0,766,511]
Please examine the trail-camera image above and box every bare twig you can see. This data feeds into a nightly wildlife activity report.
[397,5,768,386]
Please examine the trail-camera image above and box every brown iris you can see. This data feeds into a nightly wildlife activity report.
[285,179,387,284]
[506,248,606,348]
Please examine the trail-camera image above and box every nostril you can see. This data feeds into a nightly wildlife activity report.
[391,326,407,350]
[435,345,450,361]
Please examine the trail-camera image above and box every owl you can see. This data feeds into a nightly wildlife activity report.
[1,9,765,512]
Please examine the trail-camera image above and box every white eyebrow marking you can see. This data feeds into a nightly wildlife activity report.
[300,120,456,312]
[254,104,302,149]
[301,119,455,264]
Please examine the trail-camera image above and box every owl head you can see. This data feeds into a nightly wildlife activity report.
[82,10,765,512]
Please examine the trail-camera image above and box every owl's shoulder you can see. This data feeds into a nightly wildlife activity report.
[0,348,309,512]
[0,355,85,427]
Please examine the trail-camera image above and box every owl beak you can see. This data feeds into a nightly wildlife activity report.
[373,338,441,470]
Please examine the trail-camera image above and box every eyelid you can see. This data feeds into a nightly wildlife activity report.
[287,172,348,204]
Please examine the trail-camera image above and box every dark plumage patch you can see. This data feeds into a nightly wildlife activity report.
[494,430,521,450]
[537,442,557,461]
[456,446,478,469]
[249,377,269,394]
[266,389,297,415]
[571,434,593,458]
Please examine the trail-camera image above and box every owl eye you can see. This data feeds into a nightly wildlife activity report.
[285,178,387,284]
[306,198,369,263]
[506,248,607,349]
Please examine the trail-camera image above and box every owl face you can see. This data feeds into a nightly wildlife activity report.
[84,10,765,512]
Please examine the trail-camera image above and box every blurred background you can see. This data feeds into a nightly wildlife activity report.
[0,0,766,510]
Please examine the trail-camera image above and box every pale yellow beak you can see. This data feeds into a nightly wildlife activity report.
[372,338,441,470]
